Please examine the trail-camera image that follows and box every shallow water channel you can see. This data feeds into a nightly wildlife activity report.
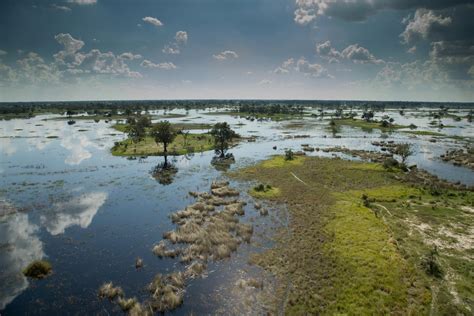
[0,108,472,314]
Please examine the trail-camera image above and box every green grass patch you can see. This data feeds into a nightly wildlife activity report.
[111,133,214,156]
[334,118,408,131]
[260,155,305,168]
[249,184,281,199]
[232,155,472,314]
[404,130,445,136]
[205,111,307,121]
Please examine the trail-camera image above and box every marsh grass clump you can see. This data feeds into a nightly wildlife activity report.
[117,297,138,311]
[22,260,52,279]
[98,282,124,300]
[135,257,144,269]
[184,262,207,279]
[148,272,185,312]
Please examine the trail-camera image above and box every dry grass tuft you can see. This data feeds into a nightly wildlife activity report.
[98,282,124,300]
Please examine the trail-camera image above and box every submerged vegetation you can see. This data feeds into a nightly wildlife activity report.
[234,155,473,315]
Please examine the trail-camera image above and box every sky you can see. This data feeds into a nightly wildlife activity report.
[0,0,473,102]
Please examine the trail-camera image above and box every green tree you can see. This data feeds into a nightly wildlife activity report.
[210,122,236,158]
[151,121,177,166]
[395,143,413,164]
[126,118,146,151]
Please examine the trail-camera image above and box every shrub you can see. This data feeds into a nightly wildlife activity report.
[383,157,399,169]
[285,149,294,161]
[421,247,443,278]
[361,194,370,207]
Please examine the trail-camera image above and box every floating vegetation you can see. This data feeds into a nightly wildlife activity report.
[22,260,52,279]
[98,180,255,313]
[117,297,138,311]
[98,282,124,300]
[135,257,143,269]
[148,272,185,312]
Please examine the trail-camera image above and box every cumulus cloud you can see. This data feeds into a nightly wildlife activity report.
[120,52,142,60]
[140,60,177,70]
[162,45,180,54]
[213,50,239,60]
[294,0,470,24]
[17,52,61,84]
[316,41,383,64]
[429,41,474,79]
[55,33,84,53]
[162,31,188,55]
[341,44,384,64]
[142,16,163,27]
[296,57,330,77]
[316,41,342,63]
[400,9,452,44]
[274,58,294,74]
[175,31,188,44]
[67,0,97,5]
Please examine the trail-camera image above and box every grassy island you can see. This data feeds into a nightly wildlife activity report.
[111,133,215,156]
[233,155,473,315]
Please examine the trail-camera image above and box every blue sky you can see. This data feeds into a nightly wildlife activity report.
[0,0,473,102]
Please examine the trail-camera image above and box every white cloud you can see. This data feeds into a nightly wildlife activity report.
[54,33,84,53]
[213,50,239,60]
[120,52,142,60]
[17,52,61,84]
[67,0,97,5]
[162,31,188,55]
[400,9,452,44]
[296,57,330,77]
[142,16,163,27]
[52,4,71,11]
[294,0,469,24]
[0,50,6,56]
[294,7,317,25]
[341,44,384,64]
[407,46,417,54]
[162,45,180,54]
[140,60,177,70]
[175,31,188,44]
[316,41,383,64]
[274,58,294,74]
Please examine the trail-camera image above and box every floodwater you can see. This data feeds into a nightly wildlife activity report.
[0,108,472,314]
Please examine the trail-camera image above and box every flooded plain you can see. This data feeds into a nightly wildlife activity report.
[0,107,473,314]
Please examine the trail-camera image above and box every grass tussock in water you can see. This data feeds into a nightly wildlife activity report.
[98,282,124,300]
[233,155,473,315]
[99,180,255,313]
[22,260,52,279]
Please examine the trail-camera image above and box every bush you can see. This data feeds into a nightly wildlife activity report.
[285,149,294,161]
[254,183,265,192]
[361,194,370,207]
[421,247,443,278]
[383,157,399,169]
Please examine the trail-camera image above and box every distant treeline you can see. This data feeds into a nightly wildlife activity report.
[0,99,473,117]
